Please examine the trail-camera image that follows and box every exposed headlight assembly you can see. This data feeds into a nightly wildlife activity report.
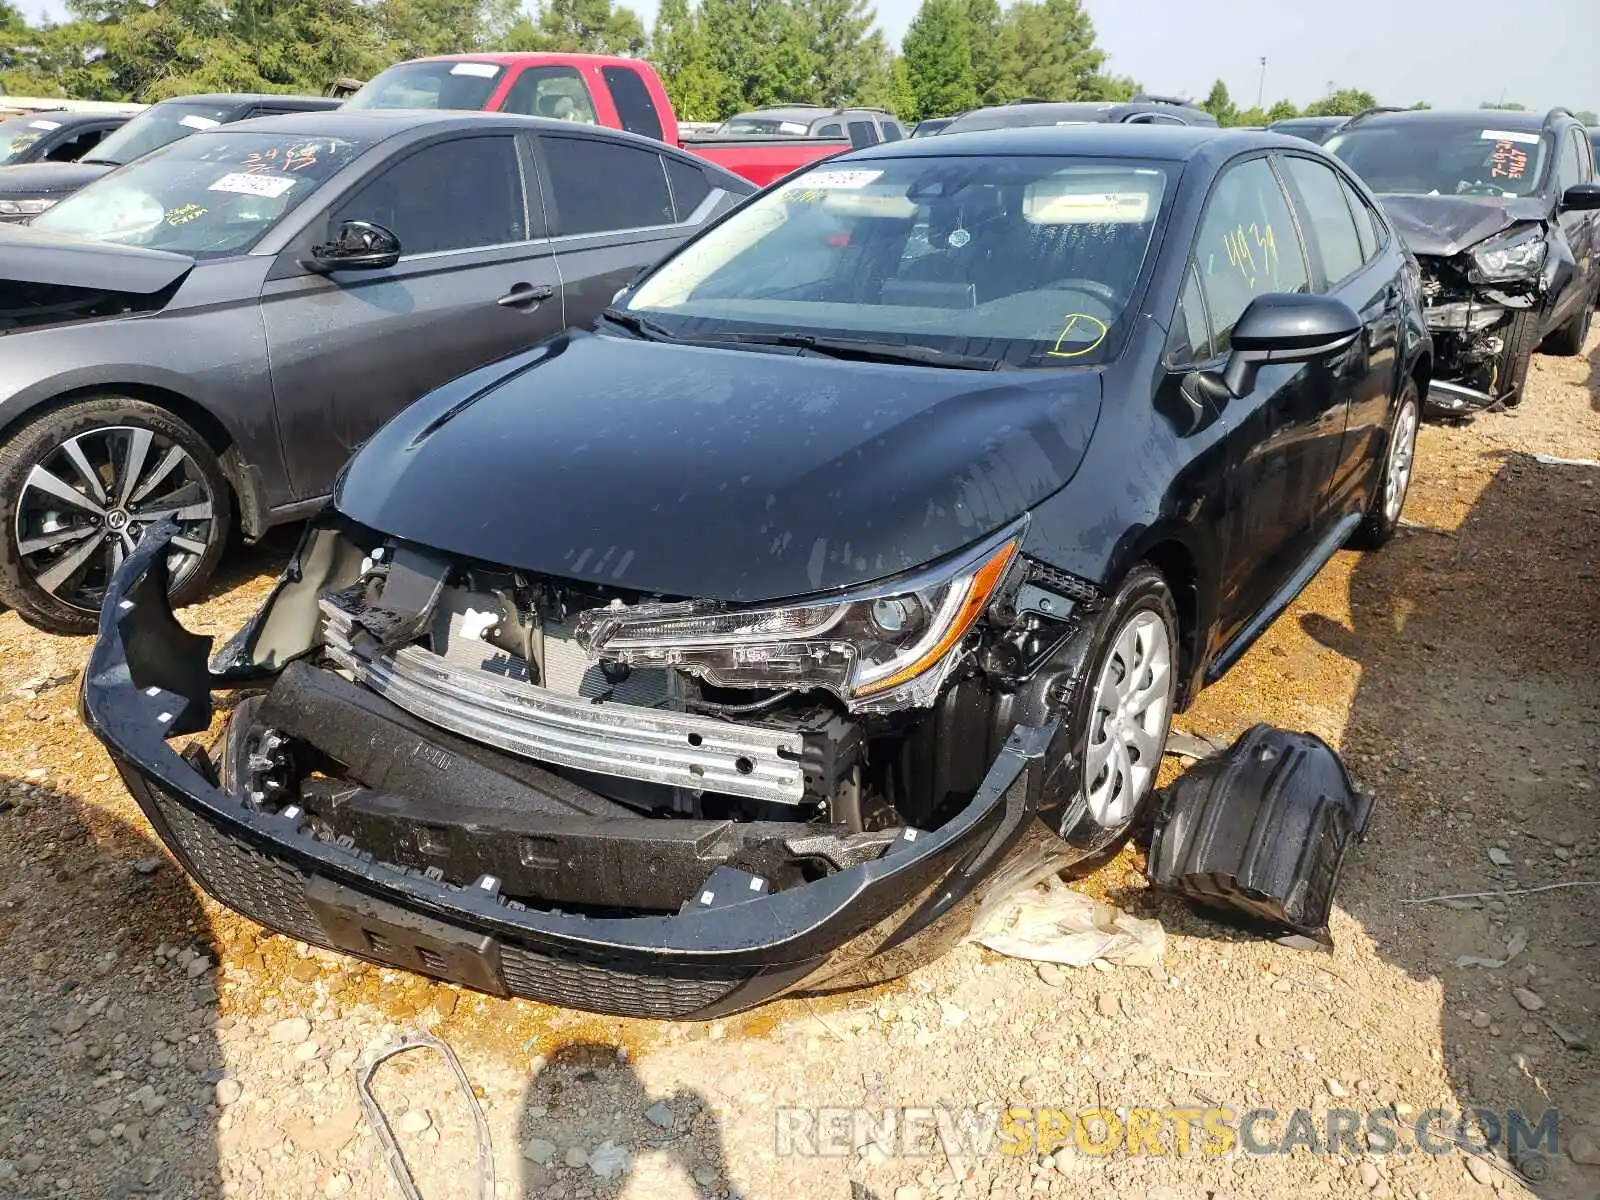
[0,198,58,216]
[1469,225,1547,283]
[574,520,1025,711]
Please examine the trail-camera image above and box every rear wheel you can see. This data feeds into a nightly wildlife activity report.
[1495,310,1542,406]
[0,397,231,635]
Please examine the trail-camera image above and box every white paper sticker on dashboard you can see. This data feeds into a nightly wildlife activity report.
[801,169,884,190]
[179,114,221,130]
[29,119,62,130]
[450,61,501,77]
[1480,129,1540,145]
[209,171,296,198]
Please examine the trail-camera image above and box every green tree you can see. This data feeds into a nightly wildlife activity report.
[1081,71,1139,102]
[698,0,815,114]
[1200,78,1236,126]
[511,0,646,55]
[800,0,886,107]
[1576,109,1598,124]
[651,0,726,120]
[901,0,974,121]
[993,0,1103,102]
[1303,87,1377,117]
[964,0,1001,106]
[1480,100,1527,111]
[858,51,916,119]
[1265,98,1299,121]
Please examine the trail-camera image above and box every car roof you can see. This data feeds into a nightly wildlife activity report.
[407,52,639,67]
[0,109,123,126]
[150,93,340,111]
[1343,108,1549,132]
[945,101,1215,132]
[1269,116,1346,127]
[857,122,1293,162]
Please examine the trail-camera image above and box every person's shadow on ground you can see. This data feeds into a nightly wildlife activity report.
[0,771,224,1197]
[1301,449,1600,1198]
[514,1040,730,1199]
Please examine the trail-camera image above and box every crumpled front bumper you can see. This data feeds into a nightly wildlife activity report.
[81,528,1055,1019]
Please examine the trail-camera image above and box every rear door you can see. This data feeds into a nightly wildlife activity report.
[261,132,564,499]
[1185,154,1339,645]
[533,131,716,324]
[1279,152,1396,518]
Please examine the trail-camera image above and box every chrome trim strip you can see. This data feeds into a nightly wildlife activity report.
[322,603,806,804]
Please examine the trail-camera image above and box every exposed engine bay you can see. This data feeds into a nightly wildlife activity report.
[1416,252,1541,410]
[207,516,1095,917]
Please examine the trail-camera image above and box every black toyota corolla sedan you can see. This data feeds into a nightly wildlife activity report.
[83,125,1431,1018]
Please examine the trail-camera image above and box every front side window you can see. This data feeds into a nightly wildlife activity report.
[345,60,502,112]
[1283,156,1365,287]
[502,66,598,124]
[1339,175,1383,262]
[34,131,367,257]
[1556,127,1584,192]
[1326,121,1551,198]
[624,154,1173,368]
[85,101,235,167]
[543,136,672,234]
[329,136,525,255]
[1171,265,1214,362]
[1190,157,1310,354]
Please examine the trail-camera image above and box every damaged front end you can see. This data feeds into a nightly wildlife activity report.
[83,516,1100,1017]
[1415,245,1544,413]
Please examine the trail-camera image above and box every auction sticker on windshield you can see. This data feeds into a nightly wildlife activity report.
[179,114,221,131]
[450,62,500,77]
[803,169,884,189]
[209,171,296,198]
[29,119,61,130]
[1480,129,1541,145]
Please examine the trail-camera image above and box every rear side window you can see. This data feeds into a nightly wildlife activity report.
[331,135,526,254]
[503,66,598,124]
[603,66,664,141]
[1192,157,1310,354]
[543,135,673,234]
[1338,176,1382,263]
[1283,156,1365,287]
[665,156,711,220]
[846,120,877,148]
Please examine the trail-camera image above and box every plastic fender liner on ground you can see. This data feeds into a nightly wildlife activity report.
[1145,724,1373,948]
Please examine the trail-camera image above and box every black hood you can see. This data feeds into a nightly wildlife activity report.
[0,160,114,198]
[333,330,1103,602]
[0,222,193,294]
[1378,193,1553,257]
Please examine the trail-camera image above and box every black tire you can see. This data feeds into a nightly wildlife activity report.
[1049,565,1179,857]
[1542,294,1594,357]
[1349,377,1421,550]
[0,397,232,636]
[1496,309,1542,406]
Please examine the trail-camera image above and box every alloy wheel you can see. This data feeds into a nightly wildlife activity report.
[1383,399,1419,524]
[14,425,217,613]
[1084,608,1175,827]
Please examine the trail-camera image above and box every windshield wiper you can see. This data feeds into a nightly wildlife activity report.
[712,332,1003,370]
[599,307,683,343]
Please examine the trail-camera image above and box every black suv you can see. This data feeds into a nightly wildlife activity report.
[1327,107,1600,413]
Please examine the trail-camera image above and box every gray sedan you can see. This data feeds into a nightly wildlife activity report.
[0,109,752,634]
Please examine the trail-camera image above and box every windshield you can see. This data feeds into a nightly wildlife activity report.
[345,61,502,111]
[624,154,1171,368]
[1326,122,1552,197]
[86,101,234,167]
[34,130,366,257]
[0,115,62,164]
[1270,120,1340,145]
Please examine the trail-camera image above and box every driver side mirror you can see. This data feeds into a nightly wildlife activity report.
[1559,181,1600,211]
[1215,292,1362,397]
[302,219,401,274]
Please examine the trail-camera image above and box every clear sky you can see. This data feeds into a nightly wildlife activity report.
[16,0,1600,116]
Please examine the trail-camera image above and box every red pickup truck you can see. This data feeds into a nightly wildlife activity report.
[344,53,848,187]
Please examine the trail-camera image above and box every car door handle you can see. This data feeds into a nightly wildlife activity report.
[496,283,554,309]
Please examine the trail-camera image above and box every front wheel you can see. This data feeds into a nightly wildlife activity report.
[1049,565,1179,856]
[1349,378,1420,550]
[0,397,232,636]
[1495,310,1542,406]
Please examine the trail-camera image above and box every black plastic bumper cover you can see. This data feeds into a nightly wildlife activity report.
[1146,724,1373,948]
[81,527,1056,1019]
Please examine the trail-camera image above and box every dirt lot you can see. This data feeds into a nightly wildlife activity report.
[1,338,1597,1200]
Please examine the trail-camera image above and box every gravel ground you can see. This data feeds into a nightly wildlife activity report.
[1,338,1597,1200]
